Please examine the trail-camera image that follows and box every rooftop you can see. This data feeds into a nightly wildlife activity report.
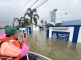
[61,19,81,26]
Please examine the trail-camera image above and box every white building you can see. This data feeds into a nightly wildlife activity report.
[49,11,56,23]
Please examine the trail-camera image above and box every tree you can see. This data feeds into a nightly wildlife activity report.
[46,23,54,26]
[13,17,30,29]
[13,18,15,27]
[20,17,30,27]
[45,21,47,25]
[40,20,43,24]
[13,18,22,29]
[4,25,10,29]
[24,8,39,26]
[13,18,21,26]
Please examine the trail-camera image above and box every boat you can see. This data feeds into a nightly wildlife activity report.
[39,25,44,30]
[27,51,52,60]
[0,52,52,60]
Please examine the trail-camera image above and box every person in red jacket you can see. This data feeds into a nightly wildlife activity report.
[0,26,29,60]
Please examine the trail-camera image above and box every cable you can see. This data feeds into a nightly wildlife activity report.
[18,0,39,17]
[30,0,38,8]
[17,0,30,16]
[18,0,48,18]
[35,0,45,9]
[18,11,27,17]
[36,0,48,9]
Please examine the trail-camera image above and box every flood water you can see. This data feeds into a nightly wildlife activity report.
[0,29,81,60]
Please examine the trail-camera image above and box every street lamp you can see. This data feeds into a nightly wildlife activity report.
[65,13,68,22]
[53,9,57,12]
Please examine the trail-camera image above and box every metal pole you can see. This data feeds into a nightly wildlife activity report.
[65,14,66,21]
[65,13,68,22]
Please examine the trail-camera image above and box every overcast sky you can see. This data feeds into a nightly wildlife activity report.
[0,0,81,27]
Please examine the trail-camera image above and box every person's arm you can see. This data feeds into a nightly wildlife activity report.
[0,41,29,58]
[17,37,29,57]
[17,41,29,57]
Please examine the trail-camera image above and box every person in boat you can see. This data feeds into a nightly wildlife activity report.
[0,26,29,60]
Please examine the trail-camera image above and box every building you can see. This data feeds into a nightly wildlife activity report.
[49,11,56,23]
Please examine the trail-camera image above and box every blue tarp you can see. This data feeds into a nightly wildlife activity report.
[61,19,81,26]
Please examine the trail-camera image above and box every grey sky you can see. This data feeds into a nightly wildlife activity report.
[0,0,81,27]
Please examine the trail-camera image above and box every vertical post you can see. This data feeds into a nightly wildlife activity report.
[65,13,68,22]
[46,26,49,38]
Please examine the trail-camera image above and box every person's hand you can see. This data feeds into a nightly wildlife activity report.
[22,37,28,44]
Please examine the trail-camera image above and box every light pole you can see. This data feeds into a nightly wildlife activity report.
[65,13,68,22]
[21,21,24,28]
[53,9,57,26]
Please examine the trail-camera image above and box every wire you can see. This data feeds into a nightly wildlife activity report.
[18,11,27,17]
[17,0,30,16]
[18,0,39,17]
[30,0,38,8]
[35,0,45,9]
[36,0,48,9]
[18,0,48,18]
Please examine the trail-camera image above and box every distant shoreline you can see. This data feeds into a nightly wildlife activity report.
[0,28,5,29]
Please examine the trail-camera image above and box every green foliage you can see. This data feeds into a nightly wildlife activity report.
[45,21,47,25]
[4,25,10,29]
[13,17,30,28]
[46,23,54,26]
[41,20,43,24]
[13,8,39,28]
[24,8,39,26]
[15,25,20,30]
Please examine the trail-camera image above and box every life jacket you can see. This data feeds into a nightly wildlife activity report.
[0,37,21,60]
